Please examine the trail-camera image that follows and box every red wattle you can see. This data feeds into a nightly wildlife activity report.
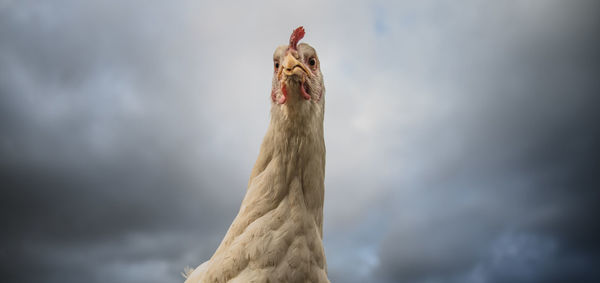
[300,82,311,100]
[278,83,288,104]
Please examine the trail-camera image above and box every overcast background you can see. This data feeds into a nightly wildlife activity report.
[1,0,599,282]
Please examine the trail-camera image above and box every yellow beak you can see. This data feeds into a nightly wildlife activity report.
[281,53,310,77]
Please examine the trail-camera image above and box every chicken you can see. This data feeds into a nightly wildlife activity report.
[184,27,329,283]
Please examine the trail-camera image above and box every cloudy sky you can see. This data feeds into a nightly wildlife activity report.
[1,0,599,282]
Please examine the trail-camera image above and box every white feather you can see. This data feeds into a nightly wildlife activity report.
[185,41,328,283]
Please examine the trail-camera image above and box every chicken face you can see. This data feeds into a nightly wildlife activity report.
[271,27,324,108]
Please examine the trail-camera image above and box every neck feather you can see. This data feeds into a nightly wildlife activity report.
[246,102,326,230]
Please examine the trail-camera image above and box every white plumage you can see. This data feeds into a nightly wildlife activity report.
[184,27,329,283]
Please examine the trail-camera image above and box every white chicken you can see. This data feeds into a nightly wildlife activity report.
[184,27,329,283]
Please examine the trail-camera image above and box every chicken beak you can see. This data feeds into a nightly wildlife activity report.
[276,53,312,104]
[281,53,309,78]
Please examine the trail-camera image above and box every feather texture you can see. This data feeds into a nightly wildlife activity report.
[184,27,328,283]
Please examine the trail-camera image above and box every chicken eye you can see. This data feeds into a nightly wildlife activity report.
[274,62,279,69]
[308,58,316,66]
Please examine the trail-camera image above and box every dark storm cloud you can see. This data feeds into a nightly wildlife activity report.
[350,1,600,282]
[1,0,599,283]
[0,1,245,282]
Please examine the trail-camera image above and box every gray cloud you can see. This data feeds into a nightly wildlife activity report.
[1,0,599,282]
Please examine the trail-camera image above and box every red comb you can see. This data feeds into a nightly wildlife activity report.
[289,26,305,50]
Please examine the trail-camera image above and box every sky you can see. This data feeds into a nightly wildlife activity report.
[1,0,599,282]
